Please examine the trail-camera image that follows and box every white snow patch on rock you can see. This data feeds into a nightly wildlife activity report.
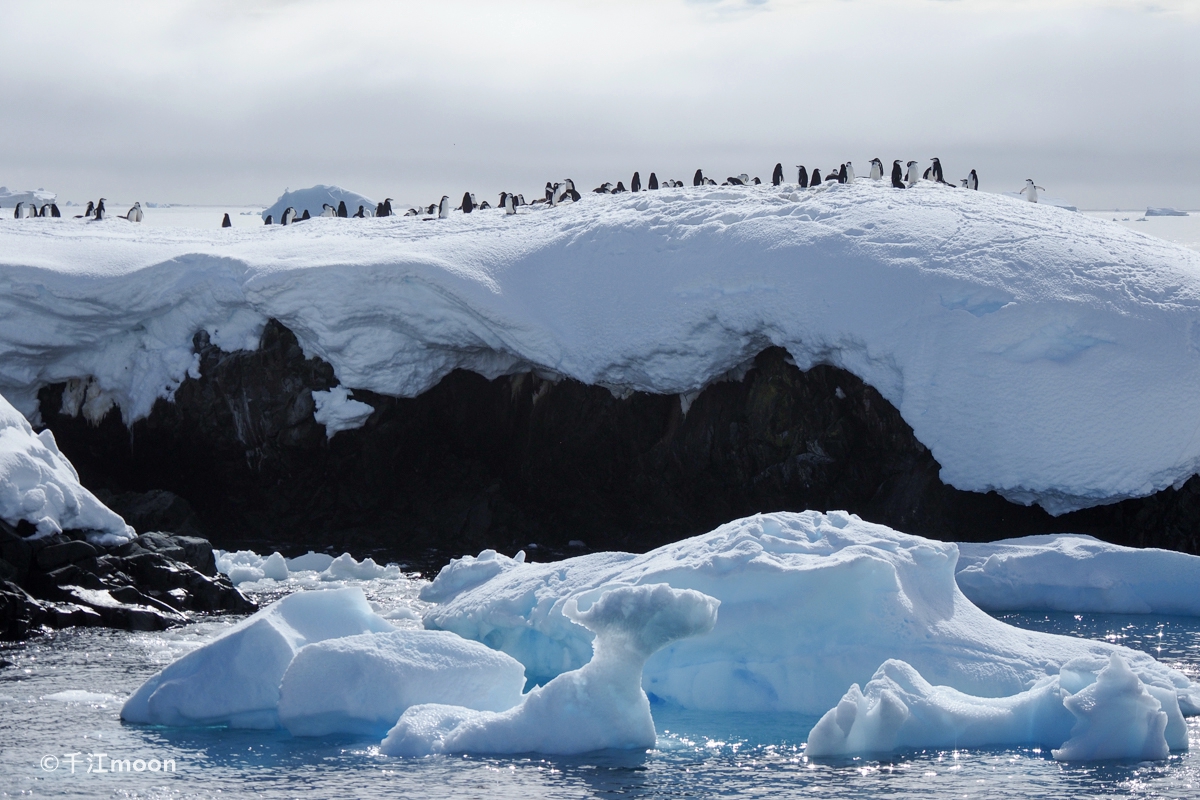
[0,390,134,543]
[311,386,374,437]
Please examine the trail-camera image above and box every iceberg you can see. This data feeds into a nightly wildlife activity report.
[0,390,134,543]
[278,629,526,737]
[3,183,1200,513]
[421,512,1199,717]
[807,653,1180,760]
[121,587,394,728]
[956,534,1200,615]
[381,583,719,756]
[261,185,375,222]
[1146,207,1189,217]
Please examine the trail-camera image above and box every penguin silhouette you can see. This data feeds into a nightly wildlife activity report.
[631,172,641,192]
[693,169,704,187]
[221,213,232,228]
[796,166,808,188]
[648,172,659,190]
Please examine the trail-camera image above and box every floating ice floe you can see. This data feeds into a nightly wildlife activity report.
[956,534,1200,615]
[806,653,1183,759]
[381,583,719,756]
[421,512,1200,718]
[5,183,1200,514]
[0,390,134,543]
[213,548,401,585]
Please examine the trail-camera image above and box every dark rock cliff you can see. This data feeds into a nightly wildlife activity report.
[34,320,1200,565]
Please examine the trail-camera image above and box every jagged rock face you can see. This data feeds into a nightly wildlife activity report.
[35,320,1200,561]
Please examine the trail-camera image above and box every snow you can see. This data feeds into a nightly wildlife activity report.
[0,390,134,543]
[4,183,1200,512]
[1147,207,1189,217]
[121,587,394,728]
[261,185,375,222]
[311,386,374,437]
[213,548,401,585]
[278,629,527,737]
[380,583,719,756]
[421,512,1199,718]
[806,653,1180,760]
[955,534,1200,615]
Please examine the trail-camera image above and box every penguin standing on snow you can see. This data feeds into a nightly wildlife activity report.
[282,207,296,225]
[931,158,946,184]
[796,166,808,188]
[222,213,232,228]
[648,173,659,190]
[811,168,822,186]
[1020,179,1045,203]
[891,160,906,189]
[905,162,920,187]
[13,203,23,219]
[438,195,451,218]
[845,162,856,183]
[300,210,311,221]
[693,169,704,187]
[93,199,106,220]
[74,201,95,219]
[50,203,61,217]
[564,179,580,201]
[869,159,883,180]
[505,193,516,215]
[337,201,348,218]
[631,172,641,192]
[124,202,143,221]
[967,169,979,190]
[354,205,366,218]
[772,163,784,186]
[461,192,475,213]
[837,164,848,184]
[264,215,274,225]
[321,204,336,217]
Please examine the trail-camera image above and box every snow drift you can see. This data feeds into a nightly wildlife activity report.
[3,182,1200,512]
[381,583,719,756]
[421,511,1199,718]
[0,390,134,543]
[956,534,1200,615]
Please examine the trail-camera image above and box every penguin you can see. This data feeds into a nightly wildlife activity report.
[354,205,366,218]
[499,192,508,208]
[891,160,906,189]
[282,207,296,225]
[811,168,822,186]
[593,182,611,194]
[564,179,580,201]
[321,204,336,217]
[906,162,920,187]
[381,198,393,217]
[337,200,348,218]
[124,202,143,222]
[405,208,419,216]
[13,203,22,219]
[631,172,641,192]
[738,173,751,184]
[439,195,451,218]
[375,201,385,216]
[845,162,855,183]
[222,213,232,228]
[967,169,979,191]
[462,191,474,213]
[479,201,491,210]
[517,194,525,206]
[74,201,95,219]
[264,214,274,225]
[693,169,704,187]
[50,203,60,218]
[648,172,659,190]
[613,181,627,193]
[300,209,311,220]
[837,164,848,184]
[545,182,555,203]
[752,177,762,185]
[869,158,883,180]
[39,204,51,217]
[922,167,932,181]
[726,176,744,186]
[930,157,946,184]
[796,166,808,188]
[505,193,516,215]
[425,203,437,214]
[96,198,106,218]
[1020,179,1045,203]
[960,179,969,188]
[772,163,784,186]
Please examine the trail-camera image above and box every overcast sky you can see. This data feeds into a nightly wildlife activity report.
[3,0,1197,210]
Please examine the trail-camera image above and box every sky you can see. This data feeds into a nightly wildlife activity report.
[2,0,1198,210]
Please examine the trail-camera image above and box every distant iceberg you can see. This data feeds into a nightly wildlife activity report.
[261,184,375,221]
[0,186,56,207]
[1146,207,1189,217]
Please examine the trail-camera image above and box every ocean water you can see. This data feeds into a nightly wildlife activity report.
[2,582,1198,800]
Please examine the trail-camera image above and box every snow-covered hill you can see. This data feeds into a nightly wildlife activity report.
[2,180,1199,515]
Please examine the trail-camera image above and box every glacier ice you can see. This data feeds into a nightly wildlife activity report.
[4,183,1200,512]
[380,583,719,756]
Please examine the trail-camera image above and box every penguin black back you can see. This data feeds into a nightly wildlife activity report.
[968,169,979,190]
[337,200,348,218]
[301,209,310,220]
[631,172,641,192]
[796,166,808,188]
[222,213,232,228]
[693,169,704,187]
[891,161,905,188]
[264,214,273,225]
[772,163,784,186]
[811,168,822,186]
[354,205,365,218]
[648,172,659,190]
[462,191,474,213]
[50,204,60,218]
[838,164,848,184]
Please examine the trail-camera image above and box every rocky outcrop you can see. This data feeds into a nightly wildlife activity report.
[32,320,1200,564]
[0,516,254,641]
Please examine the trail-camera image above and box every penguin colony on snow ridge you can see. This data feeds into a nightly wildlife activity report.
[8,162,1070,230]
